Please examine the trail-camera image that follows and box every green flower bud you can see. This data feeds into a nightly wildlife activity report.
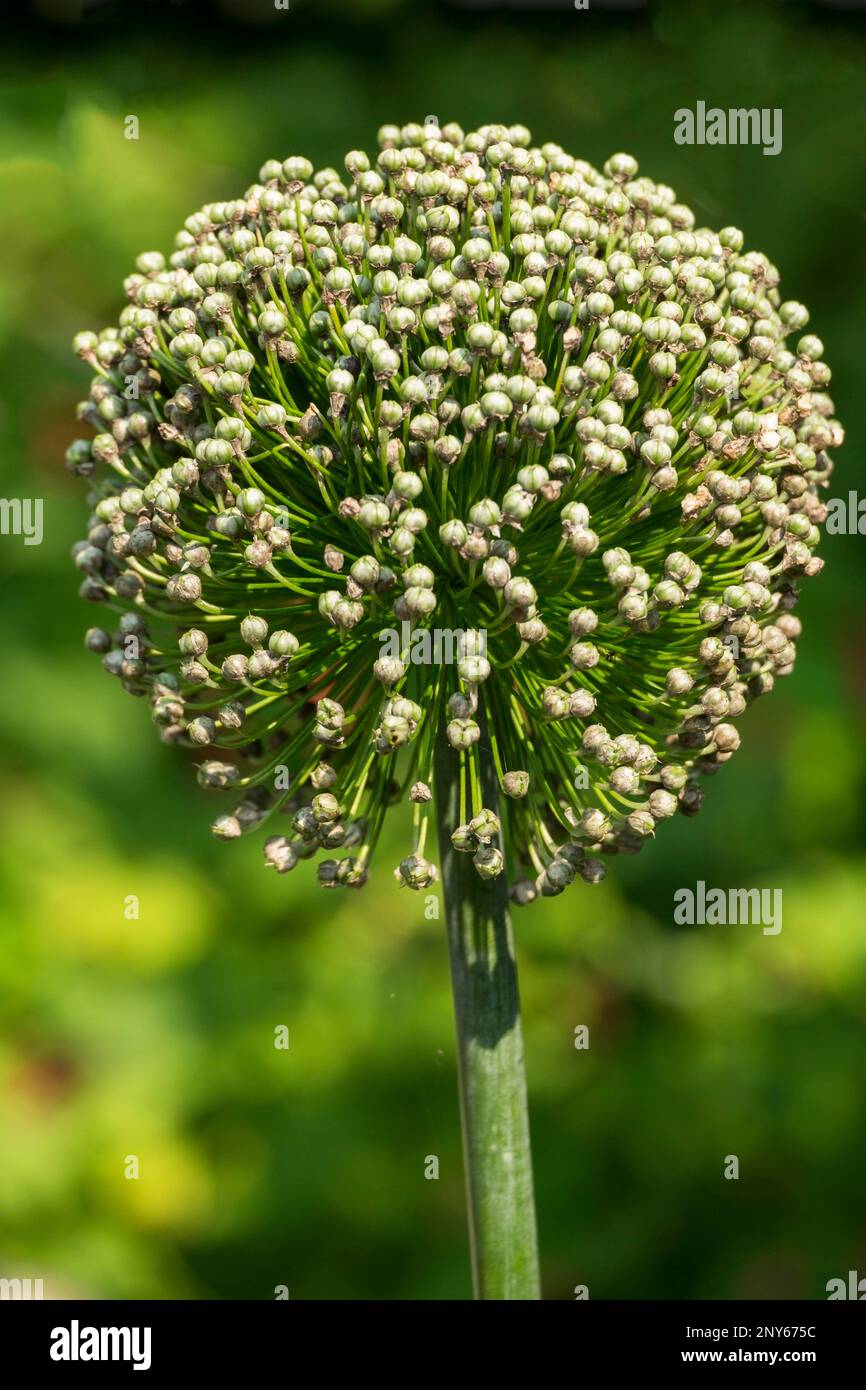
[473,845,504,880]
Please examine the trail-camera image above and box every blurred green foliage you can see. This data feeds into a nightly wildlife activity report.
[0,0,864,1299]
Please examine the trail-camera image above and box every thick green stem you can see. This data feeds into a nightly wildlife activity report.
[434,715,541,1301]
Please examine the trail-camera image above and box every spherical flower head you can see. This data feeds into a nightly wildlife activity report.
[69,122,841,903]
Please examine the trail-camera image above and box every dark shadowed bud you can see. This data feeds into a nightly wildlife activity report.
[578,858,606,884]
[187,716,217,746]
[511,879,538,906]
[196,761,240,790]
[473,844,504,880]
[395,854,438,889]
[85,627,111,653]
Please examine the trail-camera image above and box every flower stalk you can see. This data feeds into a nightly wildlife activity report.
[435,708,541,1300]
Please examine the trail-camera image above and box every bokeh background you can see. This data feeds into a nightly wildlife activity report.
[1,0,865,1300]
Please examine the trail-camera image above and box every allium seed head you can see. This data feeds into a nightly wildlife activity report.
[69,123,840,901]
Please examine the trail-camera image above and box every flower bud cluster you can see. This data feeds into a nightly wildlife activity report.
[69,122,840,902]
